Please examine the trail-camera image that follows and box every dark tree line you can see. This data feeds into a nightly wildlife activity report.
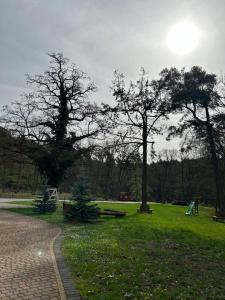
[0,127,41,193]
[59,150,216,205]
[0,131,216,207]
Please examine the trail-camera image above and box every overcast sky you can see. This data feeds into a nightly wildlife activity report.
[1,0,225,150]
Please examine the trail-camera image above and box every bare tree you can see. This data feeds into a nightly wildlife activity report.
[103,68,170,213]
[1,53,102,187]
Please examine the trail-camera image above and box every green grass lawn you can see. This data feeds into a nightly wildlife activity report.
[5,203,225,300]
[9,200,34,206]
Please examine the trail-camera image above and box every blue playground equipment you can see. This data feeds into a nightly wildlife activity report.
[185,200,199,216]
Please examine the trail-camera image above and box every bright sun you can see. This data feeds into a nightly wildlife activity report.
[166,21,200,56]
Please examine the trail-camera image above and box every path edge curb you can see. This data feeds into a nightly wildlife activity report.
[54,232,82,300]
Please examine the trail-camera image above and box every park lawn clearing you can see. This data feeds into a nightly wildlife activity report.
[5,203,225,300]
[9,200,34,206]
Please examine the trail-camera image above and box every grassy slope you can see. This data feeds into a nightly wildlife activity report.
[6,203,225,300]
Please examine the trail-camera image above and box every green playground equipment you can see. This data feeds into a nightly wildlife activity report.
[185,200,199,216]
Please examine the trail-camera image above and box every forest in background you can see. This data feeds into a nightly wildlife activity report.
[0,127,215,204]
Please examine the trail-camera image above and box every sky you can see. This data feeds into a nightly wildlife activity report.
[1,0,225,150]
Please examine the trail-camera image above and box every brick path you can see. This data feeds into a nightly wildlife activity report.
[0,210,66,300]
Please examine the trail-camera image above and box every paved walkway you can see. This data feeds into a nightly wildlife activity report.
[0,210,66,300]
[0,203,30,209]
[0,198,34,203]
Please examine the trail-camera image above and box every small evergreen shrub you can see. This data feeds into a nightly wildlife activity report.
[33,187,58,213]
[64,177,100,222]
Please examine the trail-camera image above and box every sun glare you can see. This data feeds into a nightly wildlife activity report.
[166,21,200,56]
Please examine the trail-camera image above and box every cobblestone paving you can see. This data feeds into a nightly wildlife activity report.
[0,210,65,300]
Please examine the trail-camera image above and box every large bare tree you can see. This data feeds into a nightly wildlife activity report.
[103,69,170,213]
[1,53,102,187]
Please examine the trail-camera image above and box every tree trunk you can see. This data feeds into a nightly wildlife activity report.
[139,124,152,213]
[134,164,140,201]
[208,130,224,216]
[205,107,225,217]
[181,159,185,201]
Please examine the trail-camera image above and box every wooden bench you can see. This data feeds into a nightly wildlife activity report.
[212,216,225,223]
[99,209,126,217]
